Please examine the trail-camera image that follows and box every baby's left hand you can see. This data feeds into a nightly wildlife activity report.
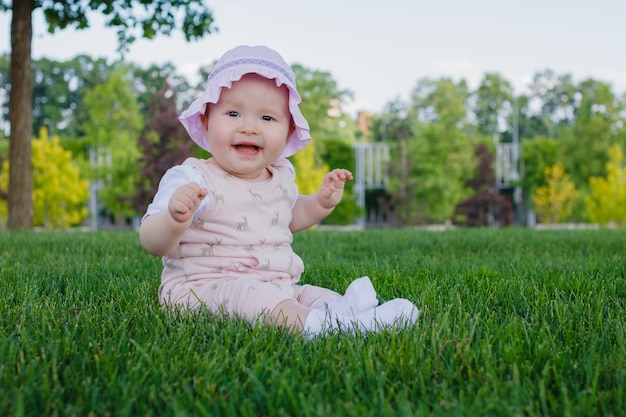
[317,169,354,209]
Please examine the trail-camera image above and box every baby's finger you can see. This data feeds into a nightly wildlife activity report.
[332,169,353,181]
[339,169,353,180]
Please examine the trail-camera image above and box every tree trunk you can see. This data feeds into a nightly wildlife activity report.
[8,0,34,229]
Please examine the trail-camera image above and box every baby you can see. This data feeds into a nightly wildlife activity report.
[139,45,419,337]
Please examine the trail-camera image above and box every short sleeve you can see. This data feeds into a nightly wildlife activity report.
[143,164,209,221]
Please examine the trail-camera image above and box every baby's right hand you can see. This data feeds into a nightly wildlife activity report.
[168,183,208,224]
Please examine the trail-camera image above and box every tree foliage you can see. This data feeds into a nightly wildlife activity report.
[454,143,513,226]
[30,56,101,137]
[128,62,193,117]
[32,128,89,228]
[527,70,577,137]
[405,78,476,224]
[320,140,361,225]
[532,162,580,224]
[585,144,626,227]
[375,100,416,225]
[520,137,560,198]
[0,127,88,228]
[28,55,116,157]
[292,143,328,198]
[292,64,354,143]
[473,73,513,137]
[3,9,626,228]
[1,0,217,229]
[7,0,217,52]
[562,79,625,188]
[134,82,194,214]
[83,66,143,222]
[288,65,360,225]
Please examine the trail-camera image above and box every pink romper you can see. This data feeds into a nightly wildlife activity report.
[158,157,338,323]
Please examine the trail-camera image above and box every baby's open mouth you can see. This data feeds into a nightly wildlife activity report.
[234,144,260,154]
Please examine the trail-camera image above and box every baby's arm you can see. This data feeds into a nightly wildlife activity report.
[139,183,208,256]
[290,169,353,232]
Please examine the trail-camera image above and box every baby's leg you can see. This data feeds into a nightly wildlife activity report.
[296,284,341,308]
[268,299,310,333]
[271,277,379,335]
[169,278,311,328]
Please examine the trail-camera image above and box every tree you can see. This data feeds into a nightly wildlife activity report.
[83,66,143,225]
[319,140,361,225]
[585,144,626,227]
[562,79,624,188]
[0,54,115,154]
[0,127,88,228]
[408,123,475,223]
[128,62,192,119]
[293,144,328,198]
[291,64,354,143]
[35,55,114,141]
[31,128,89,228]
[375,100,416,226]
[289,63,360,225]
[520,137,560,199]
[453,143,513,227]
[516,93,551,140]
[473,73,513,137]
[291,63,357,171]
[405,78,476,224]
[5,0,33,229]
[527,69,577,138]
[0,0,217,229]
[134,82,195,214]
[532,162,580,224]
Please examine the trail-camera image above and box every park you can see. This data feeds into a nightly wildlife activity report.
[1,2,626,416]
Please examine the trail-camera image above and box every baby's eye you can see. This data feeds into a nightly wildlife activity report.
[228,111,239,117]
[261,115,274,121]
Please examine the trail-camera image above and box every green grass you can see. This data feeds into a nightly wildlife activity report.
[1,228,625,416]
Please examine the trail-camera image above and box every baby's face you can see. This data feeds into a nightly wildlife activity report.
[204,74,292,181]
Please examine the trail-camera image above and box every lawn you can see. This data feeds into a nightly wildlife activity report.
[1,228,624,416]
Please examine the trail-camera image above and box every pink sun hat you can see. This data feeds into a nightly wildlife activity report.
[179,45,311,158]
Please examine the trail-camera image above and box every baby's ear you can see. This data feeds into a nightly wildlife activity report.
[200,105,210,129]
[288,120,296,137]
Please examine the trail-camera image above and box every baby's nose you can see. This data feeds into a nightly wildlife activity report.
[239,116,259,134]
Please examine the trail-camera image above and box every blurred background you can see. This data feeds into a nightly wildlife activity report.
[1,0,625,230]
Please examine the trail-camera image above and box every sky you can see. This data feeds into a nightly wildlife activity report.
[1,0,626,116]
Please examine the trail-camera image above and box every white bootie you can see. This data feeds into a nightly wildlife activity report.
[311,276,379,317]
[344,298,420,333]
[304,276,420,337]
